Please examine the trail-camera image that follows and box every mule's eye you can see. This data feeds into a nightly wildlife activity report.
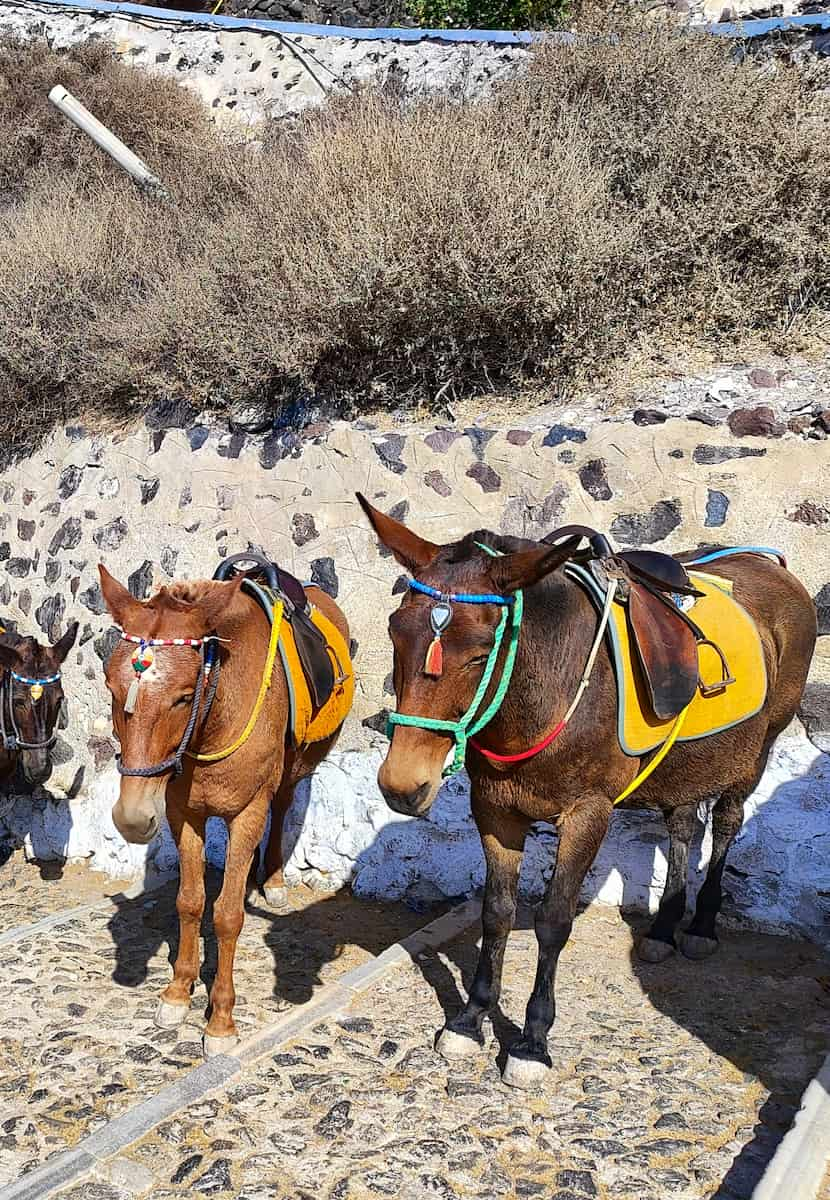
[465,654,489,670]
[13,698,25,711]
[173,694,194,708]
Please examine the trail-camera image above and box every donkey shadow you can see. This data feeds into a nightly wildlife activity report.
[424,758,829,1199]
[0,768,86,883]
[106,781,439,1004]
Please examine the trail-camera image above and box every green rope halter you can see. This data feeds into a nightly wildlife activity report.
[386,545,524,776]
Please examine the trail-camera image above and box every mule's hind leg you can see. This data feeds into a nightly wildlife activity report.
[504,793,611,1090]
[437,807,528,1062]
[204,788,269,1056]
[638,803,698,964]
[678,731,777,960]
[262,773,296,912]
[678,789,746,959]
[157,808,206,1028]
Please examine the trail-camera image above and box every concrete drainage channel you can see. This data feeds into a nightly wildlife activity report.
[751,1052,830,1200]
[1,897,480,1200]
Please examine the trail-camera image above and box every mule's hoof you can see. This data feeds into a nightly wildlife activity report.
[203,1032,239,1058]
[637,937,676,964]
[502,1054,550,1091]
[436,1028,484,1061]
[155,1000,189,1028]
[263,885,291,912]
[678,931,719,960]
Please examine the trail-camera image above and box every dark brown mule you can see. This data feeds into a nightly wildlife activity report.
[0,623,78,786]
[357,496,816,1089]
[98,565,351,1056]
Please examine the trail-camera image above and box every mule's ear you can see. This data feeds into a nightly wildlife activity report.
[0,641,20,671]
[487,536,581,594]
[52,620,79,664]
[356,493,439,572]
[193,575,245,632]
[98,564,145,628]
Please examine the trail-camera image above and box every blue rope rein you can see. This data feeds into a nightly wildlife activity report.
[408,579,514,606]
[689,546,786,567]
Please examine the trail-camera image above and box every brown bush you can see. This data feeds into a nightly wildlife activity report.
[0,21,827,446]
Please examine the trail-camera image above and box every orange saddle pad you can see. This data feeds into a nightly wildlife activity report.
[278,604,354,746]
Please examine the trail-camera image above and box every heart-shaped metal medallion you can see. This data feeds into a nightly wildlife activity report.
[430,603,453,635]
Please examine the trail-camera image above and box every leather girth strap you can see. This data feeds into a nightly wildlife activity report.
[542,525,734,722]
[213,552,335,711]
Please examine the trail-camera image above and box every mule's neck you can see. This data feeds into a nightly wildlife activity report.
[472,569,596,761]
[192,597,281,759]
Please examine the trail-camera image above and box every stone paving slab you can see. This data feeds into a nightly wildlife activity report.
[0,855,121,937]
[0,860,441,1188]
[47,907,830,1200]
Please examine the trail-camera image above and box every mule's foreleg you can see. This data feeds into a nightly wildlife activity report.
[437,809,528,1061]
[204,788,269,1056]
[157,809,206,1028]
[503,793,611,1090]
[638,803,698,964]
[679,789,746,958]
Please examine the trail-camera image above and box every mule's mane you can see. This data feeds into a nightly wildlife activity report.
[146,580,227,610]
[439,530,536,565]
[0,632,51,670]
[164,581,212,605]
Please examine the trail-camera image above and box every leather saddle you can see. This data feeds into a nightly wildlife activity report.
[213,552,336,710]
[542,525,735,721]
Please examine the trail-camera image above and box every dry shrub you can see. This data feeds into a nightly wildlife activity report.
[0,21,827,444]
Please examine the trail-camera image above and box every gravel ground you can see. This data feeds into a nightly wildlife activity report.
[0,855,442,1187]
[37,900,830,1200]
[0,851,123,935]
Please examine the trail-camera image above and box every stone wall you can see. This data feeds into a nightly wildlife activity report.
[0,361,828,940]
[2,0,828,133]
[0,0,531,128]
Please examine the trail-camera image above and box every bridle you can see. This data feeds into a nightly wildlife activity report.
[387,544,525,776]
[115,633,224,778]
[114,554,288,779]
[0,668,62,753]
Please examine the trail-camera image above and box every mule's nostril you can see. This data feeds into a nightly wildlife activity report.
[379,781,431,816]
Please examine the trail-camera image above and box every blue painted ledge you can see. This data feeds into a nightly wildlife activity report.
[7,0,830,44]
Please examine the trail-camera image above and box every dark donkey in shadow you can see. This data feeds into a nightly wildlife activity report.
[0,621,78,787]
[357,495,816,1090]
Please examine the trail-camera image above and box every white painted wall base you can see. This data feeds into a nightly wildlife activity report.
[5,723,827,943]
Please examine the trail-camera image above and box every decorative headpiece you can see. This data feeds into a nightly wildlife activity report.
[117,629,224,714]
[10,670,61,703]
[407,578,514,679]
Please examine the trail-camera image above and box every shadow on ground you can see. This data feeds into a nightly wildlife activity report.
[97,755,829,1200]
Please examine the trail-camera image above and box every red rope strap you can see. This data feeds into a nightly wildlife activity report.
[470,718,567,764]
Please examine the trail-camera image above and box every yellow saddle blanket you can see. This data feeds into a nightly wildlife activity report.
[278,604,354,747]
[568,565,768,756]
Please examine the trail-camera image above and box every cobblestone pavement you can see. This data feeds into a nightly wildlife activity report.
[0,854,439,1187]
[38,900,830,1200]
[0,854,122,935]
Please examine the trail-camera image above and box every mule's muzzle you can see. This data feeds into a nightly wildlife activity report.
[112,782,166,845]
[112,805,159,844]
[379,780,433,818]
[20,752,52,786]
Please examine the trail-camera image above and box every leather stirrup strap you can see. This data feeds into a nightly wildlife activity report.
[628,583,699,720]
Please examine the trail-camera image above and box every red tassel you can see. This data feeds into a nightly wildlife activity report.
[424,636,443,677]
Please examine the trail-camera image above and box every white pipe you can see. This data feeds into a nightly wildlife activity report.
[48,85,166,194]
